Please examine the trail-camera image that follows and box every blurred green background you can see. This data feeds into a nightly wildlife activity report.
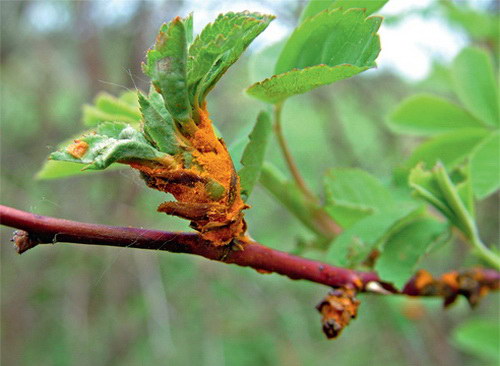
[1,1,498,365]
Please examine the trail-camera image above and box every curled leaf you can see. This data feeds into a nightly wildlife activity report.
[187,12,274,103]
[143,16,191,124]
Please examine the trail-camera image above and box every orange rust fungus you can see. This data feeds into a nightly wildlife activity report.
[352,276,364,290]
[412,268,499,308]
[441,272,460,290]
[316,287,360,339]
[66,140,89,159]
[414,269,434,290]
[128,107,249,246]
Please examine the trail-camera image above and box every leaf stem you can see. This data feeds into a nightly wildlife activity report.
[469,229,500,270]
[273,102,318,203]
[272,103,342,237]
[434,164,500,269]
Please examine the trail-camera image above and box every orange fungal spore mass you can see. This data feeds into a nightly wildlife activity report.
[129,107,248,246]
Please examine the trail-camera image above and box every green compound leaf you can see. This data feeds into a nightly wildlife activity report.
[50,125,166,170]
[470,131,500,199]
[452,318,500,363]
[388,94,486,136]
[326,205,419,267]
[402,128,490,174]
[82,91,141,127]
[247,64,369,104]
[324,168,395,228]
[247,8,381,103]
[451,47,499,127]
[375,218,450,289]
[143,17,191,123]
[187,12,274,103]
[276,8,381,74]
[300,0,388,22]
[238,111,272,201]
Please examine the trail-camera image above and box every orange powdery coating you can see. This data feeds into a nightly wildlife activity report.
[66,140,89,159]
[411,268,498,308]
[414,269,434,290]
[129,107,248,246]
[316,287,360,339]
[441,272,460,290]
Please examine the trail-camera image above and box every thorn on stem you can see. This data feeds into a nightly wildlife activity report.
[366,281,392,295]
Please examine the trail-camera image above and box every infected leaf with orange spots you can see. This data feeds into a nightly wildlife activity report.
[66,140,89,159]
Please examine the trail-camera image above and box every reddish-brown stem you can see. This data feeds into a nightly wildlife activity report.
[1,204,498,302]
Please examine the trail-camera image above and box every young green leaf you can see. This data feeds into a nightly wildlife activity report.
[326,205,418,267]
[95,121,128,138]
[143,17,191,123]
[409,163,500,270]
[238,111,272,201]
[324,168,395,227]
[50,126,167,170]
[451,47,499,127]
[82,91,141,127]
[452,318,500,363]
[388,94,485,136]
[247,64,369,104]
[184,12,194,44]
[323,205,372,231]
[409,164,453,219]
[247,8,381,103]
[401,128,489,174]
[409,163,476,234]
[138,91,181,155]
[300,0,389,22]
[38,91,142,180]
[38,128,115,180]
[187,12,274,103]
[375,218,450,289]
[470,131,500,199]
[276,9,381,74]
